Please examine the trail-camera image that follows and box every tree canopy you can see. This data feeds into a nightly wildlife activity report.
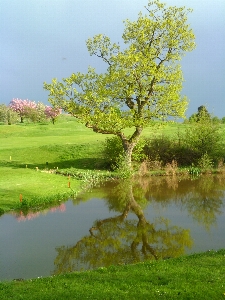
[44,0,195,165]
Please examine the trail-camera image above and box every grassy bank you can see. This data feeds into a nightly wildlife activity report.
[1,116,225,213]
[0,115,108,213]
[0,115,184,213]
[0,249,225,299]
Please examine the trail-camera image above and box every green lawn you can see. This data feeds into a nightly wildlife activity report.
[0,249,225,299]
[0,115,107,212]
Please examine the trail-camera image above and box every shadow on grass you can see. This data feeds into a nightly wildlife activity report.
[0,158,107,171]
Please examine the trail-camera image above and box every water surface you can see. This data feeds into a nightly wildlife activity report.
[0,174,225,281]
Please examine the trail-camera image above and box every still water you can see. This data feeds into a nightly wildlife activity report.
[0,174,225,281]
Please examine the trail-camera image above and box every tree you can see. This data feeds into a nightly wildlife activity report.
[196,105,211,122]
[0,104,18,124]
[184,112,222,163]
[189,106,211,123]
[9,98,37,123]
[36,101,47,123]
[44,0,195,167]
[44,106,61,124]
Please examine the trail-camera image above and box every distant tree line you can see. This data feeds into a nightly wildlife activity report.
[188,105,225,124]
[0,98,61,125]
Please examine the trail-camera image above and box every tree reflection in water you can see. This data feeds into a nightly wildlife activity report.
[143,175,224,230]
[53,175,225,274]
[53,179,194,274]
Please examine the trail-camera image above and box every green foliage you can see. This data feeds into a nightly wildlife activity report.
[75,170,107,189]
[15,194,70,212]
[103,136,146,170]
[188,113,197,123]
[25,102,47,123]
[44,0,195,165]
[183,115,223,163]
[188,165,201,176]
[101,119,225,170]
[103,136,124,169]
[197,153,214,170]
[212,116,221,124]
[142,120,224,168]
[196,105,211,122]
[0,105,18,125]
[131,138,147,162]
[189,106,212,124]
[144,135,175,165]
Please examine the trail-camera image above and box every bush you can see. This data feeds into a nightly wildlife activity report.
[183,117,223,162]
[103,136,146,170]
[212,116,221,124]
[143,124,224,168]
[197,153,214,170]
[103,120,224,172]
[143,135,175,165]
[103,136,124,169]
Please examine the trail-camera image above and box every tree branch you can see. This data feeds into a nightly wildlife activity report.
[85,122,122,135]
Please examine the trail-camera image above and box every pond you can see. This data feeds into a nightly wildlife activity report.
[0,174,225,281]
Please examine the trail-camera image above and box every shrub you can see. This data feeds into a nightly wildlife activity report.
[103,136,124,169]
[183,116,223,162]
[143,135,175,165]
[103,136,146,170]
[197,153,214,170]
[103,120,224,171]
[212,116,221,124]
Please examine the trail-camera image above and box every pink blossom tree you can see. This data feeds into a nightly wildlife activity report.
[44,106,61,124]
[9,98,37,123]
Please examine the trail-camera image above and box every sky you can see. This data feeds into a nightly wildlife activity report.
[0,0,224,118]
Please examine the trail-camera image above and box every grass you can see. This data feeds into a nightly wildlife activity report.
[0,115,108,212]
[0,249,225,299]
[1,116,225,213]
[0,167,78,210]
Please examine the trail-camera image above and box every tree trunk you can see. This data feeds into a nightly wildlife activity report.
[123,142,136,168]
[119,126,143,168]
